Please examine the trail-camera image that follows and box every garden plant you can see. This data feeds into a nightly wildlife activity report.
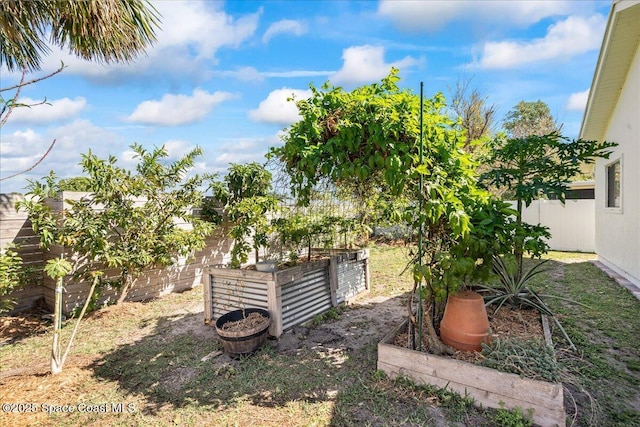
[270,69,508,354]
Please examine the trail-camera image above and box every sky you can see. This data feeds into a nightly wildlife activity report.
[0,0,613,194]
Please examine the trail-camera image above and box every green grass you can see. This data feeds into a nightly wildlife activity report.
[1,246,638,427]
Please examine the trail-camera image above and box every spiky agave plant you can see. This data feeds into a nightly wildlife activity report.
[480,255,585,351]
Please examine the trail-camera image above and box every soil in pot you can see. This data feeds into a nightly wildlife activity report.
[215,308,271,358]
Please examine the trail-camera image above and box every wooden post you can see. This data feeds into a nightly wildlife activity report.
[328,256,339,306]
[266,276,282,337]
[203,267,212,324]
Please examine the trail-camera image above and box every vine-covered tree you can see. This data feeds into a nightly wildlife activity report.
[270,69,508,354]
[19,143,215,305]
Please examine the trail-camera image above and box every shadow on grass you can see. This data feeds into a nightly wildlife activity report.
[90,293,450,425]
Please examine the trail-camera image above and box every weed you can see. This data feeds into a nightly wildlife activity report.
[309,305,344,326]
[480,338,560,382]
[490,403,533,427]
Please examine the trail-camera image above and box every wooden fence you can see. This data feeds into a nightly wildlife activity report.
[1,192,233,314]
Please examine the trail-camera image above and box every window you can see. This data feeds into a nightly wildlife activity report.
[606,159,621,208]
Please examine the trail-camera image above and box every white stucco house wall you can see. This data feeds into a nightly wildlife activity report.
[580,0,640,287]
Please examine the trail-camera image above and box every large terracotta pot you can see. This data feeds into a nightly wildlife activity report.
[439,290,489,352]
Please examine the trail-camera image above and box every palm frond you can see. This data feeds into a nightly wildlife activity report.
[0,0,160,73]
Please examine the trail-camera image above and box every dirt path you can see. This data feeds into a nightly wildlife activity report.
[276,295,408,354]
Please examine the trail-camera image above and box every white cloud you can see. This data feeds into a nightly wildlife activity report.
[330,45,420,85]
[248,88,312,125]
[127,89,236,126]
[4,97,86,124]
[207,135,281,175]
[261,70,334,78]
[566,89,590,112]
[262,19,307,43]
[29,2,262,83]
[378,0,587,32]
[221,66,265,82]
[0,120,124,193]
[472,15,606,69]
[213,67,333,81]
[153,2,260,57]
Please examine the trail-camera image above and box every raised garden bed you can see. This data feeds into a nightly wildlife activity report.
[203,249,369,338]
[377,316,566,427]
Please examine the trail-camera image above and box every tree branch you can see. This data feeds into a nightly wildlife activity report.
[0,139,57,182]
[0,62,66,93]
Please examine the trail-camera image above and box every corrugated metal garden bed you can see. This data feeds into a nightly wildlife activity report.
[203,249,369,337]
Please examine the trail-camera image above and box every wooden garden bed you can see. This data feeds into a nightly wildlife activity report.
[377,318,566,427]
[203,249,369,337]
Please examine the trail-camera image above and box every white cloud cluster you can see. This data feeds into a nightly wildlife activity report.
[330,45,420,85]
[378,0,588,32]
[248,88,312,125]
[4,97,86,124]
[262,19,307,43]
[27,2,262,83]
[473,15,606,69]
[153,2,261,57]
[127,89,236,126]
[566,89,590,112]
[0,120,125,192]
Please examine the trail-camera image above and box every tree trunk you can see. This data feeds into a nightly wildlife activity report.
[515,198,524,279]
[408,280,453,356]
[51,275,98,374]
[116,273,132,305]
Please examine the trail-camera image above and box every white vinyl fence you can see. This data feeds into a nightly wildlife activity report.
[514,199,595,253]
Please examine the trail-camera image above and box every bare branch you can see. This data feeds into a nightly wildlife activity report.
[0,139,57,182]
[1,62,65,127]
[0,62,66,92]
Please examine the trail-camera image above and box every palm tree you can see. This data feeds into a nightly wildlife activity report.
[0,0,161,72]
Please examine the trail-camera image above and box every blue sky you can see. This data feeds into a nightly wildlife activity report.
[0,0,612,194]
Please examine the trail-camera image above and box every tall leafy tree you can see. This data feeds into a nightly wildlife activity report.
[0,0,160,73]
[19,143,215,305]
[210,163,278,267]
[503,100,560,138]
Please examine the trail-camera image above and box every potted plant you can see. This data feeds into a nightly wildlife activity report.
[215,307,271,358]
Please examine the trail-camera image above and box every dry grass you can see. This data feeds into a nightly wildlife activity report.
[1,246,638,427]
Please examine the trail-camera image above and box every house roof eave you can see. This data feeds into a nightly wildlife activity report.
[579,1,640,142]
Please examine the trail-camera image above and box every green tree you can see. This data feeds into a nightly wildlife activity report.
[0,0,160,73]
[18,143,215,305]
[0,244,24,313]
[57,176,92,192]
[210,163,278,268]
[480,133,616,277]
[270,70,503,354]
[503,100,560,138]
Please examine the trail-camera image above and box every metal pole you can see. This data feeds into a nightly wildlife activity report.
[417,82,424,351]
